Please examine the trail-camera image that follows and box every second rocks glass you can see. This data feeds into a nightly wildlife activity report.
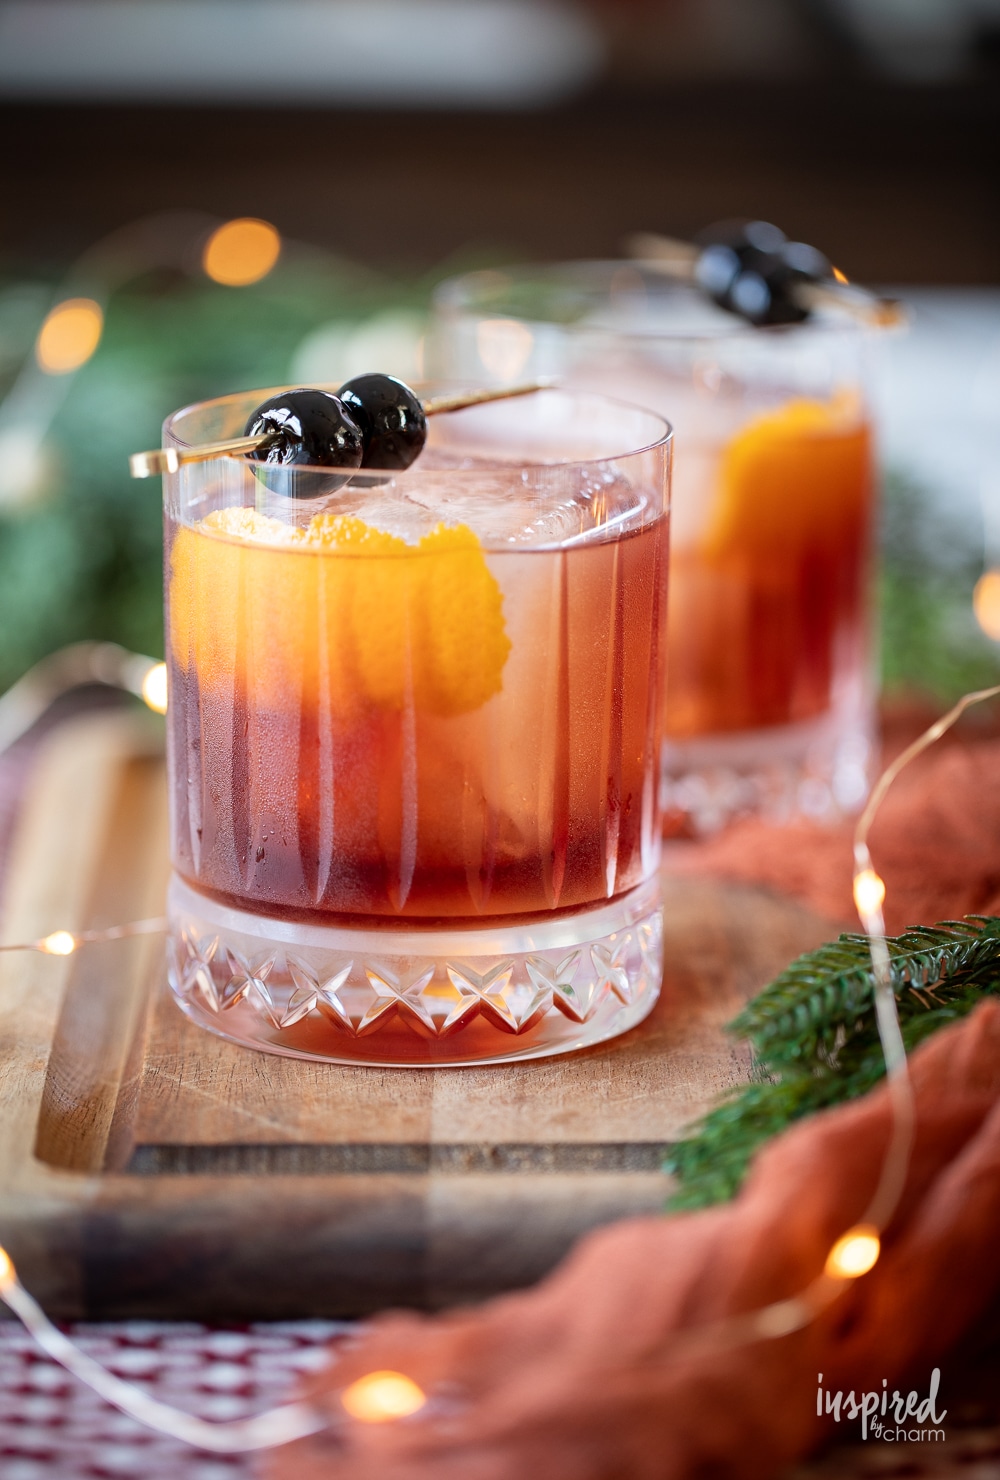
[431,264,878,833]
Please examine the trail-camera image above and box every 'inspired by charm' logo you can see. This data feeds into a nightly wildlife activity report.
[817,1369,947,1442]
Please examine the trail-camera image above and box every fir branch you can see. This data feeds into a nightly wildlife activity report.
[665,916,1000,1210]
[734,916,1000,1069]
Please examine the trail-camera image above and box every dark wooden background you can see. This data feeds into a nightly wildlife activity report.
[5,81,999,281]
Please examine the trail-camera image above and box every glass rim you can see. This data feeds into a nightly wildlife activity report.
[432,259,874,344]
[162,383,673,473]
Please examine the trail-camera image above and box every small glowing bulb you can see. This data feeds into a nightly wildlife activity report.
[973,569,1000,641]
[340,1371,427,1424]
[40,930,76,956]
[832,266,849,286]
[825,1225,880,1279]
[0,1247,14,1290]
[35,298,104,375]
[203,218,281,287]
[141,662,168,715]
[853,868,886,918]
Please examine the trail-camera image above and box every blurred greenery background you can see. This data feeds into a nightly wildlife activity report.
[2,0,998,713]
[0,253,433,689]
[1,250,998,706]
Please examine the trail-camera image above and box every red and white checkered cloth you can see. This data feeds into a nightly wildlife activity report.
[0,1319,345,1479]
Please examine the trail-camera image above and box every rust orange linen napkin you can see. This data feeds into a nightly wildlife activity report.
[263,1002,1000,1480]
[668,735,1000,932]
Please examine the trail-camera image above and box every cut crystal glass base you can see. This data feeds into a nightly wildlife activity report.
[661,694,876,834]
[166,874,662,1067]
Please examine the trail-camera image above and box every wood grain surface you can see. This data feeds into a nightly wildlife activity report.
[0,713,832,1319]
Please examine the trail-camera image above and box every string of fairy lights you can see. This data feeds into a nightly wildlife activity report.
[0,202,996,1450]
[1,214,289,510]
[0,649,994,1450]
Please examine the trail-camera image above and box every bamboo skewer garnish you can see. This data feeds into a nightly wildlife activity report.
[128,381,552,479]
[625,231,907,330]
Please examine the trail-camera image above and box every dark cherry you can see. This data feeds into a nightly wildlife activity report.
[244,387,364,497]
[694,220,831,327]
[338,373,427,471]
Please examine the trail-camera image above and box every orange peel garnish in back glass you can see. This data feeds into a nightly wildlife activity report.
[701,392,873,562]
[168,508,510,717]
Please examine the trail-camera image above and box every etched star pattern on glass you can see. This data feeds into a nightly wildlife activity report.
[164,388,670,1065]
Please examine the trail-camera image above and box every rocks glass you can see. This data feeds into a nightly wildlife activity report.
[164,387,671,1065]
[430,265,877,832]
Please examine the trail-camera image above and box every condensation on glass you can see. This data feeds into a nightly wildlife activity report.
[163,387,671,1065]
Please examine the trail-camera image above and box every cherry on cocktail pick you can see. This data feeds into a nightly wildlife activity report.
[128,380,549,481]
[339,373,427,472]
[244,387,365,497]
[692,219,831,327]
[626,225,906,329]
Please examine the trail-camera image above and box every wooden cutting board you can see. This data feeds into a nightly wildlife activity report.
[0,712,832,1320]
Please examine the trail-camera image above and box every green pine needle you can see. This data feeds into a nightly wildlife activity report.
[665,916,1000,1210]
